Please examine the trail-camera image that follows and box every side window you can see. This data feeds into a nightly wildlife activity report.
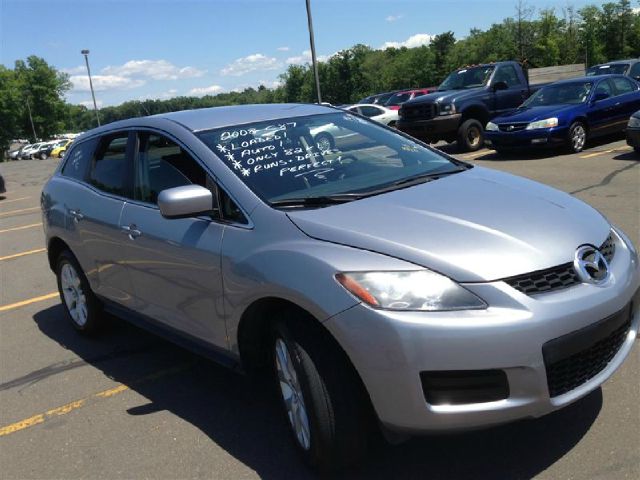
[360,106,382,117]
[595,79,614,97]
[136,133,248,224]
[61,138,97,181]
[629,63,640,80]
[89,134,130,196]
[611,77,637,96]
[494,65,522,87]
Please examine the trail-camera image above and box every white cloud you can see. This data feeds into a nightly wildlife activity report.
[78,99,104,108]
[62,65,88,75]
[286,50,331,65]
[70,74,145,92]
[380,33,434,50]
[385,14,404,22]
[138,88,180,101]
[277,46,290,51]
[220,54,280,76]
[188,84,225,96]
[102,59,205,80]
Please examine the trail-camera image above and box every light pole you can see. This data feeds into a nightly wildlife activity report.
[305,0,322,104]
[81,49,100,126]
[25,96,37,142]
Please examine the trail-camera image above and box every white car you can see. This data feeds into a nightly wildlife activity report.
[346,104,399,127]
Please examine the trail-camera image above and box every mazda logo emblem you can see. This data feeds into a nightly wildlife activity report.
[574,245,609,284]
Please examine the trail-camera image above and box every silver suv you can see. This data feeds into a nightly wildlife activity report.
[42,104,639,470]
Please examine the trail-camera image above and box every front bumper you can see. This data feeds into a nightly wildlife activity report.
[397,114,462,142]
[485,127,568,150]
[325,231,639,434]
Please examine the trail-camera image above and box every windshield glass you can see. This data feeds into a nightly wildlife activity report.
[385,92,411,106]
[197,112,462,205]
[439,66,494,90]
[522,82,593,107]
[586,64,629,76]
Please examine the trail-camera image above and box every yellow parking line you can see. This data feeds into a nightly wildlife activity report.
[0,248,46,261]
[580,146,632,159]
[0,196,31,205]
[0,364,191,437]
[0,292,58,313]
[460,150,489,160]
[0,223,42,234]
[0,206,40,218]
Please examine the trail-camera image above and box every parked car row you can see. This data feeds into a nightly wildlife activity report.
[358,87,437,110]
[6,138,72,160]
[367,59,640,154]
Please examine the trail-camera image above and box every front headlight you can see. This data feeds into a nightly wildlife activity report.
[628,116,640,128]
[526,117,558,130]
[335,271,487,311]
[486,121,499,132]
[438,103,456,116]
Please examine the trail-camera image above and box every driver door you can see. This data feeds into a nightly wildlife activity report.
[492,65,528,116]
[118,131,227,348]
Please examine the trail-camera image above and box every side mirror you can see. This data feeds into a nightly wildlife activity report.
[493,81,509,91]
[158,185,216,219]
[592,92,610,103]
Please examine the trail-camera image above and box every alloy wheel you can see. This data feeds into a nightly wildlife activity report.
[60,263,88,327]
[572,124,586,151]
[275,338,311,450]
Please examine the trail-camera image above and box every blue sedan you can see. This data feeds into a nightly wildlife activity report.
[485,75,640,154]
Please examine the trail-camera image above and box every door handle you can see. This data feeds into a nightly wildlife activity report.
[69,209,84,223]
[121,224,142,240]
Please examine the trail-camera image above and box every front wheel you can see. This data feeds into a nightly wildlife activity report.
[457,119,484,152]
[40,152,47,160]
[272,317,370,471]
[567,121,587,153]
[56,250,104,334]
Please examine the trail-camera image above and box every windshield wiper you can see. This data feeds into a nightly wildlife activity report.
[270,194,362,208]
[354,168,468,198]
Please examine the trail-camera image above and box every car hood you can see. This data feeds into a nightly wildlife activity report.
[493,104,581,123]
[404,87,485,106]
[286,167,610,282]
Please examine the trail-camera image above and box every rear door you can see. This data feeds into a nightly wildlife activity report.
[609,76,640,131]
[118,131,229,347]
[67,132,136,305]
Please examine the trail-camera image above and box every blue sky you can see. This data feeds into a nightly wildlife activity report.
[1,0,596,107]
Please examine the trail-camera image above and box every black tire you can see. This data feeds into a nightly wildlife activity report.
[314,132,335,152]
[457,118,484,152]
[40,152,47,160]
[387,121,397,128]
[634,146,640,154]
[271,315,370,471]
[567,121,587,153]
[55,250,104,334]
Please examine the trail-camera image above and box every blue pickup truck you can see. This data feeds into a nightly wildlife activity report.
[397,61,546,151]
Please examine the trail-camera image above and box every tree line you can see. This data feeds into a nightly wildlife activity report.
[1,0,639,153]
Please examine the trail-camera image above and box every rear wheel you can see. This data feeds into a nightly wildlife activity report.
[271,315,370,471]
[56,250,104,334]
[40,152,47,160]
[457,119,484,152]
[567,121,587,153]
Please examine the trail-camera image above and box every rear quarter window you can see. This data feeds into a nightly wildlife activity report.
[60,138,97,181]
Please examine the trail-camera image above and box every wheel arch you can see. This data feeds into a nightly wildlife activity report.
[47,236,71,271]
[460,104,490,126]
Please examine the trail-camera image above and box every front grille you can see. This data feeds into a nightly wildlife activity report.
[504,263,579,295]
[504,232,617,296]
[600,233,615,263]
[543,304,631,397]
[498,122,528,132]
[401,103,437,120]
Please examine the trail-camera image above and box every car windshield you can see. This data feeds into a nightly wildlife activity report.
[439,66,495,90]
[385,92,411,106]
[375,92,396,104]
[586,64,629,76]
[522,82,593,107]
[197,112,465,206]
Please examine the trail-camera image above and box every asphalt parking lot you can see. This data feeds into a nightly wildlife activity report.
[1,137,638,479]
